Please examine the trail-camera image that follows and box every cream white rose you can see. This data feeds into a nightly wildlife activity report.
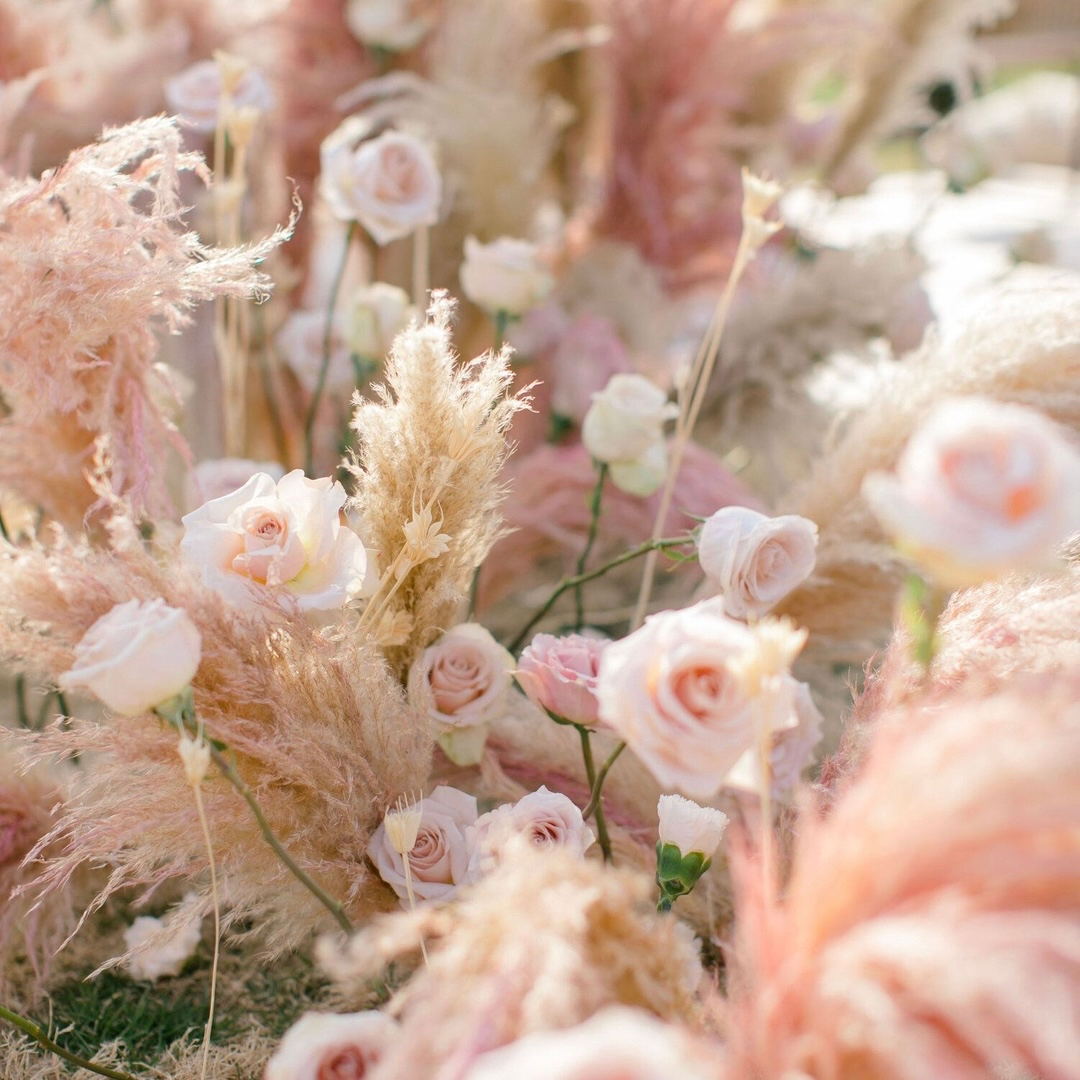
[320,126,442,244]
[368,786,477,906]
[464,786,595,881]
[461,1006,716,1080]
[595,597,799,799]
[186,458,286,513]
[459,235,554,317]
[265,1010,399,1080]
[863,397,1080,587]
[697,506,818,619]
[657,794,729,858]
[164,59,273,135]
[345,282,418,359]
[581,374,677,465]
[276,309,353,396]
[608,439,668,498]
[346,0,431,52]
[181,471,370,614]
[59,600,202,717]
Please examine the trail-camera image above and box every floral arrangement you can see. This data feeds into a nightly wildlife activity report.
[3,1,1080,1078]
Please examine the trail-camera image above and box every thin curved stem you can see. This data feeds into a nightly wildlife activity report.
[582,740,626,822]
[507,536,690,654]
[305,221,357,476]
[574,464,607,631]
[0,1004,140,1080]
[576,725,613,863]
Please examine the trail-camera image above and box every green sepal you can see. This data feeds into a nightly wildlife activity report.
[655,841,712,911]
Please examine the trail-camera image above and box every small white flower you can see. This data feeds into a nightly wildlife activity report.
[740,167,783,220]
[581,374,677,465]
[124,910,203,982]
[399,506,452,578]
[60,600,202,717]
[459,235,554,317]
[345,0,431,52]
[657,794,729,858]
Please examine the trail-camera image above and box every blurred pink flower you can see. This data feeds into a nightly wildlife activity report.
[550,316,634,424]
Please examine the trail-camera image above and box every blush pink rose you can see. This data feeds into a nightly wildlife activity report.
[368,786,478,906]
[863,397,1080,587]
[265,1011,398,1080]
[515,633,608,727]
[464,786,595,881]
[595,597,800,799]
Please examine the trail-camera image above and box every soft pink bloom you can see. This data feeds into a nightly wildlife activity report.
[863,397,1080,587]
[595,598,799,799]
[181,471,370,614]
[368,786,478,906]
[723,681,823,800]
[461,1006,717,1080]
[276,309,353,396]
[516,633,608,727]
[507,301,573,358]
[186,459,286,513]
[59,600,202,716]
[550,315,634,424]
[465,786,595,881]
[697,506,818,619]
[320,124,441,244]
[265,1010,398,1080]
[164,60,274,135]
[408,623,515,731]
[459,235,554,316]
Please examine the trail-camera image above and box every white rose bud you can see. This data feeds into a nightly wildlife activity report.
[581,374,677,465]
[60,600,202,717]
[345,282,418,359]
[697,506,818,619]
[320,125,442,245]
[459,235,554,317]
[657,794,729,858]
[345,0,430,52]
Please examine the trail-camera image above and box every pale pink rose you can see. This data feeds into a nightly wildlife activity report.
[460,1006,716,1080]
[724,680,823,800]
[465,786,595,881]
[276,309,353,396]
[516,633,608,727]
[863,397,1080,587]
[181,471,369,614]
[657,794,729,858]
[550,315,633,424]
[320,125,442,244]
[164,59,273,135]
[595,598,800,799]
[407,623,515,730]
[186,458,286,513]
[459,235,553,316]
[697,506,818,619]
[368,786,477,906]
[581,374,676,465]
[59,600,202,717]
[265,1010,398,1080]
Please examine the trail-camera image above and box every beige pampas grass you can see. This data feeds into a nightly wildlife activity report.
[724,673,1080,1080]
[774,268,1080,665]
[321,848,705,1079]
[0,510,430,956]
[349,294,530,671]
[0,117,289,529]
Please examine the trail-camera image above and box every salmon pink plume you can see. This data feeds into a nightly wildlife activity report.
[0,117,291,530]
[723,675,1080,1080]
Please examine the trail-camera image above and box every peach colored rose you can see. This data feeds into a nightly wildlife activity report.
[368,786,477,906]
[459,235,553,316]
[320,125,441,244]
[164,59,273,135]
[863,397,1080,587]
[697,506,818,619]
[461,1006,716,1080]
[595,598,799,799]
[181,471,369,614]
[515,633,608,727]
[265,1011,398,1080]
[59,600,202,717]
[465,786,595,881]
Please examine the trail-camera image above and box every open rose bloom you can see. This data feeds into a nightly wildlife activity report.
[516,632,608,727]
[265,1011,398,1080]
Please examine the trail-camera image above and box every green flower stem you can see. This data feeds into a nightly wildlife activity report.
[507,537,690,654]
[902,572,949,673]
[574,463,608,631]
[304,220,357,477]
[157,695,354,936]
[575,725,613,864]
[493,309,510,351]
[582,740,626,823]
[0,1003,140,1080]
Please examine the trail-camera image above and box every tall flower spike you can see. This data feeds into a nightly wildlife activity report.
[383,794,429,965]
